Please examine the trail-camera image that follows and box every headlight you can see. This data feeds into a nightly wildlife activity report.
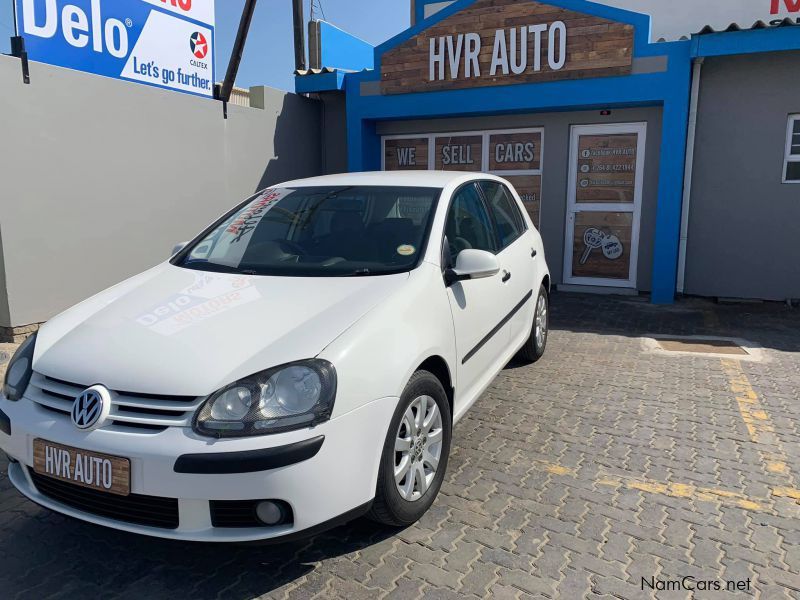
[194,359,336,438]
[3,333,37,402]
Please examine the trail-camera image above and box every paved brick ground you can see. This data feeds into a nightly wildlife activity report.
[1,293,799,599]
[0,343,17,382]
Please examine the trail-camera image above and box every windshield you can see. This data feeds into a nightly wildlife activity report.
[174,186,442,277]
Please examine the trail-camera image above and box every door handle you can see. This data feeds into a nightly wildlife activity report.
[531,249,538,258]
[502,271,512,283]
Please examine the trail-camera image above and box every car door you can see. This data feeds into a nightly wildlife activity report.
[444,183,511,418]
[478,180,539,350]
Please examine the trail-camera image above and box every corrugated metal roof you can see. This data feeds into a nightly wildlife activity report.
[294,67,338,77]
[295,67,373,77]
[652,18,799,41]
[696,18,799,35]
[589,1,800,42]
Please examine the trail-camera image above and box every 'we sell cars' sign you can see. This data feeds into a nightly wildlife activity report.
[15,0,215,97]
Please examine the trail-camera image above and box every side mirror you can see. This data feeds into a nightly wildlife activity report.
[445,249,500,286]
[171,242,188,257]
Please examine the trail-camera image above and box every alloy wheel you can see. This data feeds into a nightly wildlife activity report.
[394,395,444,501]
[535,293,548,348]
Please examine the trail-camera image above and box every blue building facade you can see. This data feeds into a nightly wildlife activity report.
[298,0,800,303]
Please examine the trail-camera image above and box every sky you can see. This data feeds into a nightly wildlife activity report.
[0,0,410,92]
[3,1,794,92]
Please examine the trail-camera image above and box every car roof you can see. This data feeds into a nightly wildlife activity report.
[276,171,498,189]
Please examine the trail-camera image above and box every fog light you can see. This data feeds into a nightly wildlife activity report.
[255,501,284,525]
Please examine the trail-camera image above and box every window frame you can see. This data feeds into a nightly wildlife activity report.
[476,180,528,252]
[783,114,800,184]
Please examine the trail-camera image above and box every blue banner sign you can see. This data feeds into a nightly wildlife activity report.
[15,0,216,97]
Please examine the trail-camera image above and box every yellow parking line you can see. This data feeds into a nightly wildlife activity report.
[773,487,800,500]
[524,356,800,512]
[543,464,575,477]
[530,461,800,514]
[531,459,769,512]
[767,462,789,475]
[596,476,766,512]
[720,359,798,498]
[722,359,772,443]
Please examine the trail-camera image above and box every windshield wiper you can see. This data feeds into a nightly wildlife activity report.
[178,260,257,276]
[349,269,373,277]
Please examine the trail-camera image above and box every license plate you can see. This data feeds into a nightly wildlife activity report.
[33,439,131,496]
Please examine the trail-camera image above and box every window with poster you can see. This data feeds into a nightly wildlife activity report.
[784,115,800,184]
[486,129,544,230]
[563,123,646,289]
[381,128,544,229]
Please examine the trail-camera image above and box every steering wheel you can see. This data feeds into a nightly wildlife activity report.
[276,240,309,256]
[243,240,307,263]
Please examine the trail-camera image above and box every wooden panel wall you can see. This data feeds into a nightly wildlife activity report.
[381,0,633,95]
[571,211,632,280]
[576,133,638,203]
[384,138,430,170]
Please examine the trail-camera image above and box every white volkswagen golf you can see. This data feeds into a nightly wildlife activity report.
[0,172,549,542]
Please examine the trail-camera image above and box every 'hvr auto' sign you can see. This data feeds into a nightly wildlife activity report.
[381,0,633,95]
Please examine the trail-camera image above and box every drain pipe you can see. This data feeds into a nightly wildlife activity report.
[676,58,704,294]
[292,0,307,71]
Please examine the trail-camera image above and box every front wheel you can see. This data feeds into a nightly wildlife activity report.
[368,370,452,526]
[517,284,549,363]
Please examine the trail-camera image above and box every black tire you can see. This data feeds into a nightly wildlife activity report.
[368,370,452,526]
[517,284,549,363]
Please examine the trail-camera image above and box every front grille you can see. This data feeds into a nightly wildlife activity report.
[26,373,203,433]
[210,500,293,528]
[31,472,180,529]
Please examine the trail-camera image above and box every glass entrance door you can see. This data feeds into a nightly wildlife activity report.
[563,123,646,288]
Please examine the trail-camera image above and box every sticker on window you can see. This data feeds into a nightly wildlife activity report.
[397,245,416,257]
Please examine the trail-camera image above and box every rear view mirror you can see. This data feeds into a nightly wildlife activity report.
[445,249,500,286]
[171,242,188,257]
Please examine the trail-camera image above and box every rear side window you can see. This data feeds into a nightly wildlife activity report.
[480,181,527,250]
[445,184,497,259]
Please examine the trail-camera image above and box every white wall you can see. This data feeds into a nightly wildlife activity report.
[597,0,798,40]
[685,52,800,301]
[0,55,322,329]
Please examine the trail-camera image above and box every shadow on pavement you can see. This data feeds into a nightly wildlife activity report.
[546,291,800,354]
[0,475,402,599]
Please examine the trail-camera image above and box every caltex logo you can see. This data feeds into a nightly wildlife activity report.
[190,32,208,59]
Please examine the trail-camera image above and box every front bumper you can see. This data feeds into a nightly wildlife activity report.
[0,395,397,542]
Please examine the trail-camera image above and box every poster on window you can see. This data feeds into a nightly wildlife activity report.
[571,212,632,280]
[504,175,542,228]
[435,135,483,171]
[384,138,429,171]
[489,132,542,171]
[576,134,638,203]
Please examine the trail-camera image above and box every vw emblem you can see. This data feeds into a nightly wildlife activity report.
[71,385,112,431]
